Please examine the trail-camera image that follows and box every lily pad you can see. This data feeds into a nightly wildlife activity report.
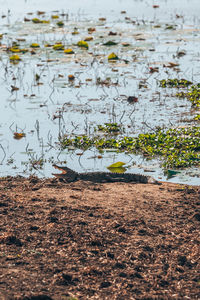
[107,166,126,173]
[108,161,126,168]
[108,52,119,60]
[77,40,89,49]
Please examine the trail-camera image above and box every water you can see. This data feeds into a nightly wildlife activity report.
[0,0,199,185]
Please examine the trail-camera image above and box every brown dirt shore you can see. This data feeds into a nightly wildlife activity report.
[0,176,199,300]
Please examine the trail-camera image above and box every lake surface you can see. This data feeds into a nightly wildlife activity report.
[0,0,199,184]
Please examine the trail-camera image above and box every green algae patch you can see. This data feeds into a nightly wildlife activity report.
[77,40,89,49]
[61,126,200,169]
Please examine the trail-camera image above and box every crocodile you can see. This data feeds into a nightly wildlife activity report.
[52,165,160,184]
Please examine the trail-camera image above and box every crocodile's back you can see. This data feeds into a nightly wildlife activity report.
[53,165,158,184]
[78,171,150,183]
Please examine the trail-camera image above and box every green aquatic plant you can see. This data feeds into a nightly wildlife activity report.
[176,85,200,108]
[30,43,40,48]
[160,78,192,88]
[194,114,200,121]
[9,47,28,53]
[53,43,64,50]
[56,21,64,27]
[9,54,21,63]
[103,41,118,46]
[64,48,74,54]
[96,123,124,134]
[77,40,89,49]
[60,126,200,169]
[108,52,119,60]
[51,15,59,19]
[32,18,50,24]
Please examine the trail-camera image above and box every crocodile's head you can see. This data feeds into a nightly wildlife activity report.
[52,164,78,181]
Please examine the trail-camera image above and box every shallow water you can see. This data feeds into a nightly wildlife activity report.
[0,0,199,184]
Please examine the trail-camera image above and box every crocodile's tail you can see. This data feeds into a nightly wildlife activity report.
[52,165,78,182]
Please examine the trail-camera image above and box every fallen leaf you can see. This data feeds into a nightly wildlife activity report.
[13,132,26,139]
[108,162,126,168]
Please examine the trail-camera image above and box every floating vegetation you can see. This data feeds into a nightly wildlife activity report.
[9,54,21,63]
[51,15,59,19]
[77,40,89,49]
[30,43,40,48]
[64,48,74,54]
[96,123,124,134]
[122,42,130,47]
[53,43,64,50]
[176,85,200,108]
[103,41,118,46]
[165,25,176,30]
[88,27,96,33]
[108,52,119,60]
[68,74,75,81]
[72,29,79,35]
[13,132,26,139]
[56,21,64,27]
[9,47,20,53]
[84,36,93,41]
[107,161,126,173]
[0,5,200,183]
[160,79,192,88]
[32,18,50,24]
[61,126,200,169]
[9,46,28,53]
